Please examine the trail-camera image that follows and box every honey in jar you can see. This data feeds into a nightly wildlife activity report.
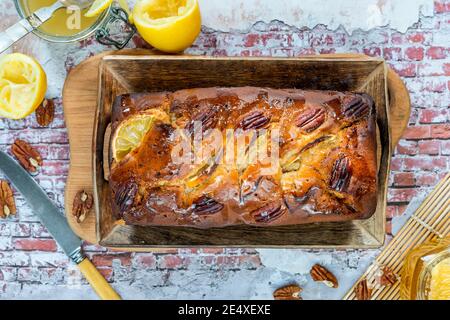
[400,237,450,300]
[19,0,98,37]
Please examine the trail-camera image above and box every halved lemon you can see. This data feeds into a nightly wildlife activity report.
[112,114,154,161]
[133,0,201,53]
[0,53,47,120]
[84,0,113,18]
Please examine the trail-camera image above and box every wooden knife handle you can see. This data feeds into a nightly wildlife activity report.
[78,258,121,300]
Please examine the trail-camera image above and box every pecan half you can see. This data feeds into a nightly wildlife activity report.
[11,139,43,173]
[273,284,302,300]
[310,264,339,288]
[329,156,352,192]
[0,180,16,218]
[238,111,270,130]
[192,196,224,215]
[252,203,285,223]
[342,94,371,119]
[72,190,93,223]
[379,266,398,286]
[115,181,138,212]
[35,99,55,127]
[185,106,218,135]
[354,279,372,300]
[296,108,326,132]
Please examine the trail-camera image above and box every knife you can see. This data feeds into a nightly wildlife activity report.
[0,150,121,300]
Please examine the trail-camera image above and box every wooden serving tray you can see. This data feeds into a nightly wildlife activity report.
[63,50,410,249]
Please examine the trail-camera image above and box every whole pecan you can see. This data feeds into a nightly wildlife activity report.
[35,98,55,127]
[296,108,326,132]
[273,284,302,300]
[252,203,285,223]
[192,196,224,215]
[342,94,372,119]
[329,156,352,192]
[11,139,43,173]
[115,181,138,212]
[0,180,16,218]
[379,266,398,286]
[185,105,218,135]
[72,190,93,223]
[310,264,339,288]
[238,111,270,130]
[354,279,372,300]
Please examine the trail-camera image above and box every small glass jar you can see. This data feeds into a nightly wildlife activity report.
[400,237,450,300]
[14,0,135,48]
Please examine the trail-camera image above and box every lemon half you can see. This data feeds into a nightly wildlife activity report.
[84,0,113,17]
[133,0,201,53]
[0,53,47,119]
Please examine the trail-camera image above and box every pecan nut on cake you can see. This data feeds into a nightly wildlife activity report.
[109,87,377,228]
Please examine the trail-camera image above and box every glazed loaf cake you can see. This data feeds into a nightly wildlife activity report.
[109,87,378,228]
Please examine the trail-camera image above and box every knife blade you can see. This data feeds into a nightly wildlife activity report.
[0,150,121,300]
[0,150,82,258]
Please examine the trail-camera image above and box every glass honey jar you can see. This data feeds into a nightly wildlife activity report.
[13,0,135,48]
[400,237,450,300]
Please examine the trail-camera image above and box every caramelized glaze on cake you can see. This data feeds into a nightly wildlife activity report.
[109,87,377,228]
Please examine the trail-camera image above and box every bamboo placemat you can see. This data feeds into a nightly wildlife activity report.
[343,173,450,300]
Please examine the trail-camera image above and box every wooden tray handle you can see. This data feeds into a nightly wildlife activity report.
[387,68,411,149]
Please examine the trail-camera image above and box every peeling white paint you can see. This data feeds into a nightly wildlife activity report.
[198,0,434,33]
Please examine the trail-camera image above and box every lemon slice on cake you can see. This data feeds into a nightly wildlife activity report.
[0,53,47,120]
[112,114,154,161]
[133,0,201,53]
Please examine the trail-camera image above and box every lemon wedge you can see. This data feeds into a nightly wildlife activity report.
[133,0,201,53]
[0,53,47,120]
[112,114,154,161]
[84,0,113,17]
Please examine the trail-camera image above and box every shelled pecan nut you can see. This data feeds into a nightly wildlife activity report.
[329,156,352,192]
[192,196,224,215]
[0,180,16,218]
[296,108,326,132]
[342,95,371,119]
[35,98,55,127]
[115,181,138,212]
[379,266,398,286]
[354,279,372,300]
[72,190,93,223]
[273,284,302,300]
[238,111,270,130]
[252,203,285,223]
[185,106,218,135]
[310,264,339,288]
[11,139,43,173]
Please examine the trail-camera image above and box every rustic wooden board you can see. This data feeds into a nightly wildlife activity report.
[63,50,410,249]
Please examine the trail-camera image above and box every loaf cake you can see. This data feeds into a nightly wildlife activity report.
[109,87,378,228]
